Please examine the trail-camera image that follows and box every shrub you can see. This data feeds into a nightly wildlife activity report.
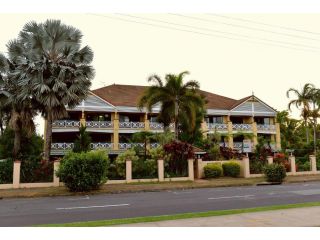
[56,150,109,192]
[204,163,223,178]
[250,160,266,174]
[263,163,286,183]
[222,161,240,177]
[0,159,13,184]
[21,159,53,183]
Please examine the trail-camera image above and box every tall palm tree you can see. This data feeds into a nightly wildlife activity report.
[0,50,36,159]
[309,88,320,154]
[138,71,205,140]
[287,83,314,144]
[12,20,95,161]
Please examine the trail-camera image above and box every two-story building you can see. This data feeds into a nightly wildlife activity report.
[50,84,280,156]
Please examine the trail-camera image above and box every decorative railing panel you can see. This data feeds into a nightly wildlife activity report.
[118,143,145,150]
[150,143,161,148]
[207,123,228,131]
[232,124,252,131]
[51,142,74,150]
[257,124,276,133]
[86,121,113,128]
[90,142,113,149]
[119,122,145,129]
[150,122,164,130]
[233,142,243,151]
[52,120,80,128]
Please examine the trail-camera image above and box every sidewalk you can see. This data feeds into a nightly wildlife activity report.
[119,206,320,227]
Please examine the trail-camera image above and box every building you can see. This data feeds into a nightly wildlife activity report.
[50,84,280,156]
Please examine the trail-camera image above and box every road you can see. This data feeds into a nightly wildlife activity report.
[0,182,320,226]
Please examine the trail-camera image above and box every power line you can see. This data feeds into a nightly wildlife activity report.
[170,14,320,42]
[207,14,320,36]
[117,14,320,51]
[88,13,320,54]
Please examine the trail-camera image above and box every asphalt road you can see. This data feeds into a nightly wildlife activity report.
[1,182,320,226]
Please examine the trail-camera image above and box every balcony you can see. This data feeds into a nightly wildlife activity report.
[150,143,161,148]
[51,142,74,150]
[119,121,145,129]
[233,142,243,151]
[52,120,80,128]
[86,121,113,129]
[119,143,145,150]
[232,124,252,132]
[207,123,228,132]
[257,124,276,134]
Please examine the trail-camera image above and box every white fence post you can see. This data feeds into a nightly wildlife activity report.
[196,158,203,179]
[13,161,21,189]
[53,160,60,187]
[310,155,317,173]
[157,159,164,182]
[289,156,296,173]
[188,159,194,181]
[267,156,273,165]
[126,159,132,183]
[242,156,250,178]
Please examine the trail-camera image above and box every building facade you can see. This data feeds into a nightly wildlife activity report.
[50,84,280,156]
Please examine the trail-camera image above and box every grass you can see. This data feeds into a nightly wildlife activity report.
[38,201,320,227]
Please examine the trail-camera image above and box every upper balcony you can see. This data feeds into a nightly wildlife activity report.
[232,123,252,132]
[207,122,276,134]
[86,121,113,129]
[52,120,80,128]
[257,124,276,134]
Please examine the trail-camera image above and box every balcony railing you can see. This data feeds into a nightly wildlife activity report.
[257,124,276,133]
[233,142,243,151]
[150,143,161,148]
[86,121,113,128]
[232,124,252,131]
[90,142,113,149]
[119,143,145,150]
[51,142,74,150]
[149,122,175,130]
[207,123,228,131]
[119,121,145,129]
[52,120,80,128]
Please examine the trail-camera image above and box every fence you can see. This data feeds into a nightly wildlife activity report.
[0,159,195,190]
[195,155,319,179]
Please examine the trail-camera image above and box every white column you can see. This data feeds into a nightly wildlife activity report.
[289,156,296,173]
[13,161,21,189]
[188,159,194,181]
[53,160,60,187]
[267,156,273,165]
[157,159,164,182]
[242,156,250,178]
[310,155,317,173]
[126,159,132,183]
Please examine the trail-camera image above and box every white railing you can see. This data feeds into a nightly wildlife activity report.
[207,123,228,131]
[150,122,164,130]
[219,142,229,147]
[52,120,80,128]
[257,124,276,133]
[86,121,113,128]
[150,143,161,148]
[119,121,145,129]
[51,142,74,150]
[118,143,145,150]
[169,123,175,129]
[90,142,113,149]
[232,124,252,131]
[233,142,243,151]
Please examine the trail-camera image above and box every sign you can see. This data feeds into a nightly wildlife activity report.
[242,140,252,153]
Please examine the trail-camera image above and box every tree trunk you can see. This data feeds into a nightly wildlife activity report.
[305,119,310,144]
[43,110,53,162]
[313,117,317,155]
[174,97,179,140]
[10,109,22,159]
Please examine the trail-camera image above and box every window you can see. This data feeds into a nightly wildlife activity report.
[213,116,223,124]
[263,118,270,125]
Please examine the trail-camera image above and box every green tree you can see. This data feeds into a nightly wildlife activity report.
[12,20,95,161]
[309,88,320,154]
[287,83,314,144]
[131,131,155,158]
[138,71,205,140]
[73,125,92,153]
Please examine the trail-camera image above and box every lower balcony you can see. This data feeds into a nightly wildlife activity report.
[149,122,175,131]
[118,143,145,150]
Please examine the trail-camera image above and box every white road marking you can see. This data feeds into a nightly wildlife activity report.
[56,203,130,210]
[208,195,254,200]
[172,191,192,194]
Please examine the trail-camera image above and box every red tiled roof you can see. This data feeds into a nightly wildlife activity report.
[92,84,245,110]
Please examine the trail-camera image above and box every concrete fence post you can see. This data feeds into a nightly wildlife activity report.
[242,156,250,178]
[289,156,296,173]
[188,159,194,181]
[53,160,60,187]
[310,155,317,173]
[157,159,164,182]
[126,159,132,183]
[196,158,203,179]
[267,156,273,165]
[13,161,21,189]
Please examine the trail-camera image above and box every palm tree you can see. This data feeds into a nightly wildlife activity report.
[309,88,320,154]
[287,83,314,144]
[0,50,36,159]
[12,20,95,161]
[138,71,205,140]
